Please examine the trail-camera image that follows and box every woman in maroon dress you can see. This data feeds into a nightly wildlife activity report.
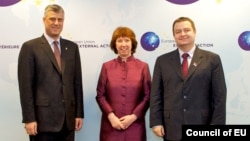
[96,26,151,141]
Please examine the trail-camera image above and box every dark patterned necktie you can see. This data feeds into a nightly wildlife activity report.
[53,41,61,70]
[182,53,189,79]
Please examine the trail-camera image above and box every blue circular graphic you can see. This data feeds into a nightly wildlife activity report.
[166,0,198,5]
[0,0,20,6]
[140,32,160,51]
[238,31,250,51]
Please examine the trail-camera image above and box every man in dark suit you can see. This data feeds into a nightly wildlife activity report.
[18,4,84,141]
[149,17,227,141]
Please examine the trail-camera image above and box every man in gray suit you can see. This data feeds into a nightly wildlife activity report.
[18,4,84,141]
[149,17,227,141]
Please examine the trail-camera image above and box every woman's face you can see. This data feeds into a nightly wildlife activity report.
[115,36,132,58]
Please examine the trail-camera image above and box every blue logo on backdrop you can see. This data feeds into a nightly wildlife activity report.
[140,32,160,51]
[238,31,250,51]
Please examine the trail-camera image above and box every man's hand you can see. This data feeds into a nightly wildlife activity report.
[75,118,83,131]
[24,122,38,135]
[152,125,165,137]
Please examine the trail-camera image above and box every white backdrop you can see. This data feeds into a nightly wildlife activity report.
[1,0,250,140]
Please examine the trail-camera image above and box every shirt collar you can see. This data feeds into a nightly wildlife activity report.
[178,45,196,59]
[44,33,60,46]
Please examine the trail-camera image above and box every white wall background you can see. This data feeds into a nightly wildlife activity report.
[0,0,250,140]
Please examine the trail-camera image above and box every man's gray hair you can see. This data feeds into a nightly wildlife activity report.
[44,4,64,17]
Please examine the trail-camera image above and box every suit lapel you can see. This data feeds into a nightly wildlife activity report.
[170,50,183,79]
[40,35,62,74]
[186,47,203,80]
[60,39,66,73]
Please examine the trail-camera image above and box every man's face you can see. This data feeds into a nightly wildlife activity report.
[173,21,196,48]
[43,10,64,39]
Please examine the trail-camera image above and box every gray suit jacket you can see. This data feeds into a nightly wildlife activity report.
[150,47,226,140]
[18,35,84,132]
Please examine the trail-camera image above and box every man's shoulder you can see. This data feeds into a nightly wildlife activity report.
[22,36,45,47]
[60,38,77,46]
[157,49,177,59]
[196,47,219,57]
[24,36,43,43]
